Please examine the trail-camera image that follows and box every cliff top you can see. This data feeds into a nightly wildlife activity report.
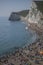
[11,10,29,17]
[34,1,43,13]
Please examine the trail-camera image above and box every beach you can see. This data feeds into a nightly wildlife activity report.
[0,22,43,65]
[0,0,43,65]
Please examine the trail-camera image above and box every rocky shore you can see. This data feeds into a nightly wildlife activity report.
[0,22,43,65]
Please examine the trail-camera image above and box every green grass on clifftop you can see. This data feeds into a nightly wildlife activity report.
[12,10,29,17]
[35,1,43,13]
[18,10,29,17]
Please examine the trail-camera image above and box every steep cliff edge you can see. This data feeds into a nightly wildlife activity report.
[25,1,43,25]
[9,10,29,21]
[9,12,21,21]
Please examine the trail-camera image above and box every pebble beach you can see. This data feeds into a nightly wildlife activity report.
[0,23,43,65]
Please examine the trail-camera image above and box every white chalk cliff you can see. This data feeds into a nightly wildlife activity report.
[25,1,43,24]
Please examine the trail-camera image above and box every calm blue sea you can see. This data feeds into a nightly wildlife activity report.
[0,17,37,55]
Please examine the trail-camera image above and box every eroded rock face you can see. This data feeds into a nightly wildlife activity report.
[26,1,42,24]
[9,10,29,21]
[9,12,21,21]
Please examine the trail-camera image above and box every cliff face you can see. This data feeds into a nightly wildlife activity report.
[26,1,43,24]
[9,10,29,21]
[9,12,21,21]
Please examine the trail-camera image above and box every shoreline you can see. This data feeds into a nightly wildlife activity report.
[0,22,43,65]
[0,21,38,57]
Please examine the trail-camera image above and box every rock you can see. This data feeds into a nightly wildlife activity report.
[9,12,21,21]
[35,60,40,64]
[9,10,29,21]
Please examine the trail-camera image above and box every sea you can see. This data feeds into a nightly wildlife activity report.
[0,17,37,56]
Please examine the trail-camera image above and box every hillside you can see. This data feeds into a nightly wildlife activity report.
[9,10,29,21]
[35,1,43,13]
[25,1,43,24]
[17,10,29,17]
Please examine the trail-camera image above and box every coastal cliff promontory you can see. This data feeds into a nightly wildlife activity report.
[9,10,29,21]
[25,1,43,24]
[9,12,21,21]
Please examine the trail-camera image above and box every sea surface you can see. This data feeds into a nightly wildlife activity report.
[0,17,37,56]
